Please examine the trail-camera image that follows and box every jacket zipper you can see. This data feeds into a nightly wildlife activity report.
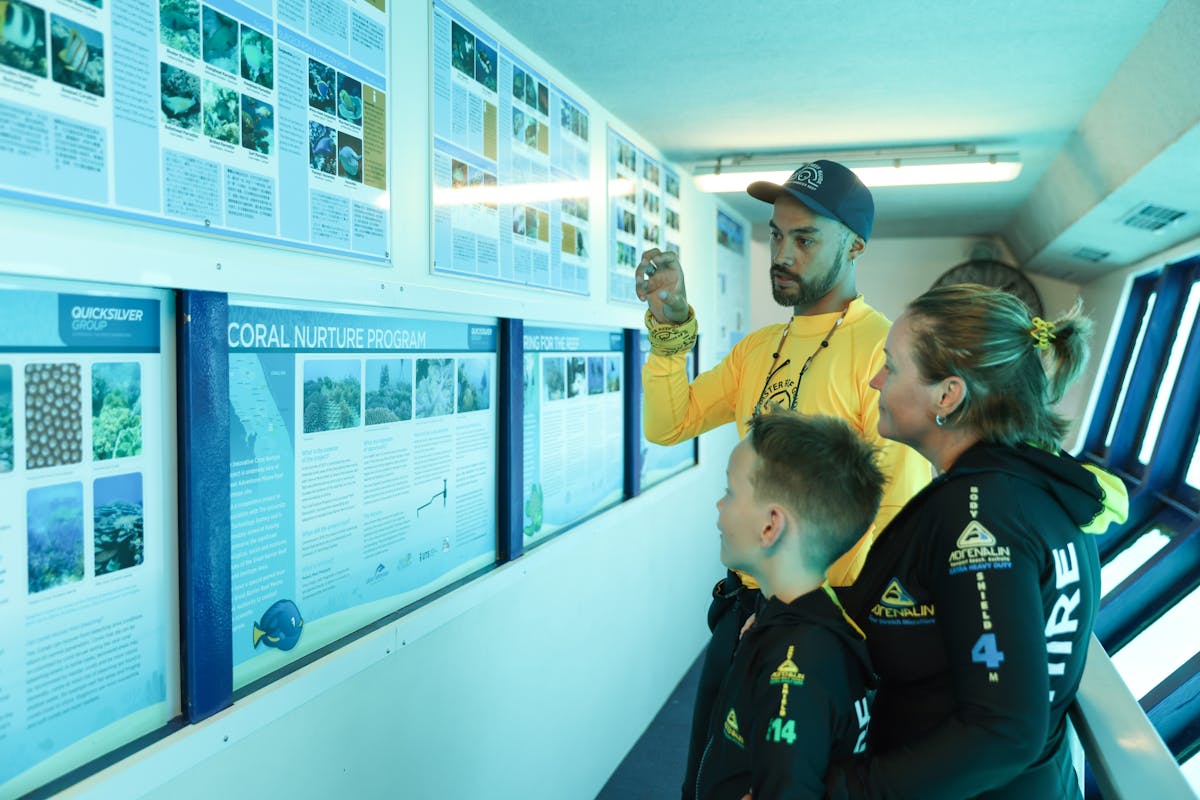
[695,735,714,800]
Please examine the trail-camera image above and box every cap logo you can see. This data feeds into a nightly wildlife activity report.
[788,163,823,191]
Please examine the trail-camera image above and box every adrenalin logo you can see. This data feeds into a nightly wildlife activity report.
[869,578,935,625]
[948,520,1012,573]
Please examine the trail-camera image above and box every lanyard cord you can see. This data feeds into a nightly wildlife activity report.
[752,304,851,417]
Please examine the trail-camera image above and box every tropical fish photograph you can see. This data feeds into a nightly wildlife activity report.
[543,356,565,401]
[364,358,412,425]
[302,359,361,433]
[50,15,104,95]
[474,37,495,92]
[160,61,200,130]
[25,362,83,469]
[308,120,335,174]
[606,355,621,392]
[240,93,273,154]
[239,25,272,89]
[449,19,473,78]
[456,358,490,413]
[202,78,238,144]
[336,131,362,182]
[252,598,303,651]
[336,73,362,125]
[200,6,237,74]
[27,481,84,594]
[92,361,142,461]
[414,358,454,418]
[307,57,335,115]
[0,364,12,473]
[93,472,144,575]
[158,0,198,57]
[0,0,47,78]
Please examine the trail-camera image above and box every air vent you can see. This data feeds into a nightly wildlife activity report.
[1072,247,1110,263]
[1120,203,1187,231]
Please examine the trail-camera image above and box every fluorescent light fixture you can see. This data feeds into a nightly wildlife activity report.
[433,179,632,207]
[692,148,1022,192]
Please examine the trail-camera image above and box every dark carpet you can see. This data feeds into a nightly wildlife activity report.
[595,649,704,800]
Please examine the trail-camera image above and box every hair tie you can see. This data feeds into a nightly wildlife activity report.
[1029,317,1055,350]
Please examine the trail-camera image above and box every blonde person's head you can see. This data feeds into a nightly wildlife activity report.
[905,283,1092,450]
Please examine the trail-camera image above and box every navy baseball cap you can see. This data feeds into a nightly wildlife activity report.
[747,160,874,241]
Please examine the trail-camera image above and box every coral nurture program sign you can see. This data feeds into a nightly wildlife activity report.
[607,127,680,305]
[0,281,173,797]
[227,301,498,687]
[0,0,389,259]
[521,324,623,546]
[431,0,591,294]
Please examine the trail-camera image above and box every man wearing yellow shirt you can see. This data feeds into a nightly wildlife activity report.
[635,159,931,799]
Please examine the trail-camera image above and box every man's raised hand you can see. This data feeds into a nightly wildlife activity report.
[635,248,689,324]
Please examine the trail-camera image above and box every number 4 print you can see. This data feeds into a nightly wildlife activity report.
[971,633,1005,669]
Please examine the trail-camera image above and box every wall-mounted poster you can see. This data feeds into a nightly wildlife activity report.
[0,0,389,259]
[636,332,697,490]
[607,127,680,305]
[227,300,498,687]
[715,207,750,360]
[0,278,176,798]
[521,324,624,546]
[431,0,591,294]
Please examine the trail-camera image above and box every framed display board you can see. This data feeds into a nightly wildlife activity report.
[520,323,625,546]
[0,0,390,259]
[0,276,178,798]
[431,0,591,293]
[715,207,750,359]
[633,331,698,491]
[226,297,499,687]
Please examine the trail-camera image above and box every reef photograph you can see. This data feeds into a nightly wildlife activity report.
[308,120,335,174]
[307,58,335,115]
[25,362,82,469]
[606,355,621,392]
[93,472,144,575]
[240,93,273,154]
[0,364,12,472]
[365,358,412,425]
[160,61,200,130]
[92,361,142,461]
[158,0,198,57]
[543,356,565,401]
[302,359,361,433]
[0,0,47,78]
[456,358,490,413]
[414,358,454,418]
[201,6,237,73]
[336,73,361,126]
[203,79,239,143]
[522,353,537,408]
[239,26,272,89]
[587,356,604,395]
[27,482,84,594]
[449,19,473,78]
[336,131,362,182]
[50,15,104,96]
[567,356,586,398]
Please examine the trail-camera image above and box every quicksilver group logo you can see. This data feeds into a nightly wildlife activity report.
[789,163,823,191]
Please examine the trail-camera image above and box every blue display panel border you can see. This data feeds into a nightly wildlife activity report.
[629,332,700,495]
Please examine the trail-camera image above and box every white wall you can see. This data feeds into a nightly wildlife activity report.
[0,1,740,798]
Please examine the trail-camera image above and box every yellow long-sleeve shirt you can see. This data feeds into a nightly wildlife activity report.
[643,296,932,586]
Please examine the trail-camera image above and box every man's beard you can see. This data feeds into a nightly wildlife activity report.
[771,248,845,309]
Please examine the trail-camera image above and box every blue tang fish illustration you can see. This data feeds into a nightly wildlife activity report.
[253,598,304,651]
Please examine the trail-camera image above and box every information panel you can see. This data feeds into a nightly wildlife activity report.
[715,208,750,360]
[521,324,623,546]
[0,0,389,259]
[607,127,681,305]
[227,300,497,687]
[0,278,176,797]
[637,332,697,490]
[431,0,591,294]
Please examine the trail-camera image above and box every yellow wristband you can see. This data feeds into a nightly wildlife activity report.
[645,306,698,356]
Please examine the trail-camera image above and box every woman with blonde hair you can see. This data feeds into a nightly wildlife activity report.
[827,284,1129,799]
